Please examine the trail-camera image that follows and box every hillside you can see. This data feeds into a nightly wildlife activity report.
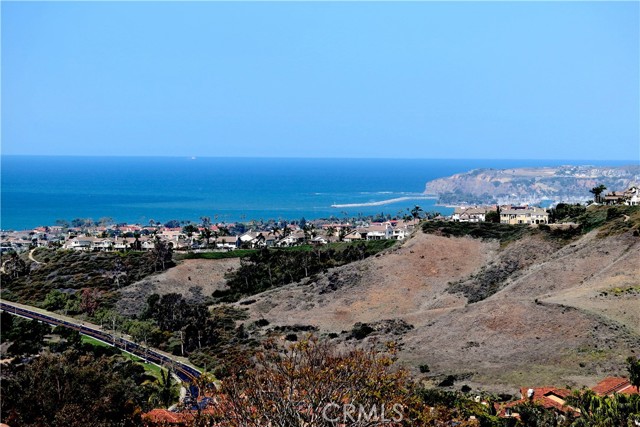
[424,164,639,205]
[236,207,640,393]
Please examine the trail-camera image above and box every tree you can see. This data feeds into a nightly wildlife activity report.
[1,350,155,427]
[3,253,29,279]
[2,315,51,356]
[98,217,114,227]
[271,224,281,239]
[566,389,640,427]
[200,216,211,229]
[150,237,172,271]
[628,356,640,393]
[42,289,69,312]
[589,184,607,203]
[325,225,337,237]
[485,210,500,223]
[164,219,181,228]
[55,219,70,228]
[131,233,142,251]
[411,205,423,221]
[200,228,213,247]
[79,287,101,316]
[148,368,180,409]
[217,336,430,427]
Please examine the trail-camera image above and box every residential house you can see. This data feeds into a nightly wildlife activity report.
[112,238,129,251]
[496,376,638,420]
[140,238,156,251]
[343,228,369,242]
[277,231,306,247]
[497,386,577,419]
[624,187,640,206]
[592,377,638,396]
[602,187,640,206]
[92,238,113,251]
[364,223,393,240]
[216,235,240,250]
[393,218,420,239]
[603,191,628,205]
[64,237,95,251]
[500,206,549,225]
[239,231,261,248]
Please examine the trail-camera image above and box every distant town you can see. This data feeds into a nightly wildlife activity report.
[3,186,637,255]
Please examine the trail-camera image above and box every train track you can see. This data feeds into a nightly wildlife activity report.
[0,300,201,385]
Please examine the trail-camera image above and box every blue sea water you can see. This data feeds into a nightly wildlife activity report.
[0,156,633,230]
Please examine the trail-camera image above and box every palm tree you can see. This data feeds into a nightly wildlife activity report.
[590,184,607,204]
[217,225,230,237]
[411,205,423,221]
[200,216,211,229]
[325,226,337,237]
[566,389,640,426]
[200,228,213,248]
[148,369,179,409]
[281,222,290,238]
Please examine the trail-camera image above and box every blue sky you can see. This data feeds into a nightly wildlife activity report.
[2,2,638,160]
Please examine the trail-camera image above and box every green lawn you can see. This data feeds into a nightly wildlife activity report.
[80,334,111,348]
[80,335,164,378]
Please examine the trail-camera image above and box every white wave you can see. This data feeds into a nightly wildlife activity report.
[331,195,436,208]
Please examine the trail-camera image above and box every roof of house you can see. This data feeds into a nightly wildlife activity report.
[501,207,548,216]
[497,387,576,417]
[497,377,639,419]
[592,377,637,396]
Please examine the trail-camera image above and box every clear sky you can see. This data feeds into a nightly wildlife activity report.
[2,1,638,160]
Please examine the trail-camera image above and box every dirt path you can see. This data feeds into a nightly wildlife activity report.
[28,249,43,264]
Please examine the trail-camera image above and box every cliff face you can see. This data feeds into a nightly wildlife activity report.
[424,165,640,205]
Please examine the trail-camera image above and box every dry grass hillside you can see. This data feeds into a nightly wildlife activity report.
[238,223,640,393]
[116,258,239,316]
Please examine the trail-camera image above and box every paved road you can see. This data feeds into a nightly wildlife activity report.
[0,299,201,385]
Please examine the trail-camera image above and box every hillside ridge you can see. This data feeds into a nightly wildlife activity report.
[424,164,640,205]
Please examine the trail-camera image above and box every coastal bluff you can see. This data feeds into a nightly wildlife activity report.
[424,165,640,205]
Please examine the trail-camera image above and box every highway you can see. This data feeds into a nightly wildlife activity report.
[0,299,202,385]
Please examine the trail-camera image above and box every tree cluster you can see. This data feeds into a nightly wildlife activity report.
[221,242,394,301]
[140,293,254,375]
[0,312,180,426]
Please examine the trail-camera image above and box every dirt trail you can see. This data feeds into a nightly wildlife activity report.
[28,249,43,264]
[239,229,640,392]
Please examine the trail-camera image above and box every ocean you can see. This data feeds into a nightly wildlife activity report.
[0,156,632,230]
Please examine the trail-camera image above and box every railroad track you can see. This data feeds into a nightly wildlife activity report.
[0,300,201,385]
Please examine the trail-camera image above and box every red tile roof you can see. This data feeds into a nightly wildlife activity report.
[496,387,577,418]
[497,377,639,419]
[592,377,638,396]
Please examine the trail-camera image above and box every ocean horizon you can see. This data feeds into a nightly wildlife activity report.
[1,155,635,230]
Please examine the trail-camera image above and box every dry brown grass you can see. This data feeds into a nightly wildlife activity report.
[236,229,640,393]
[116,258,238,316]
